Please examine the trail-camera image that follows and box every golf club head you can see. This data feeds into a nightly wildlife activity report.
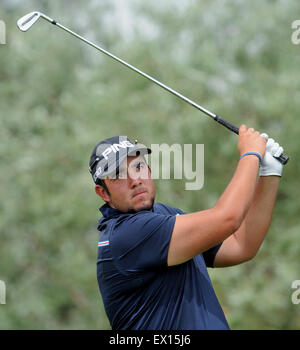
[17,11,41,31]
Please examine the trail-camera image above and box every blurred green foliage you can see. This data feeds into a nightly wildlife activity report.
[0,0,299,329]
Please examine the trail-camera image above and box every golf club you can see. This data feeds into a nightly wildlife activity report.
[17,11,289,165]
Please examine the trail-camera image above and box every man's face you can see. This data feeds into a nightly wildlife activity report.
[95,155,155,213]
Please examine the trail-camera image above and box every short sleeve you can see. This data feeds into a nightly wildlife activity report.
[110,211,176,273]
[202,242,223,268]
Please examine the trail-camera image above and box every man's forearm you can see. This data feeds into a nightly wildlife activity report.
[215,156,261,226]
[233,175,280,258]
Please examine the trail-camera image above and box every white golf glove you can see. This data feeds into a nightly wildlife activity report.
[259,133,284,177]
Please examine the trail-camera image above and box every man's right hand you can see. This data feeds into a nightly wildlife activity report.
[238,125,267,159]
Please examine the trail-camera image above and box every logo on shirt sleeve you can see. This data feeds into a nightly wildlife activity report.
[98,240,110,247]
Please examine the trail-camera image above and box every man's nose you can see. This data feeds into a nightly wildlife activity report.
[128,169,143,187]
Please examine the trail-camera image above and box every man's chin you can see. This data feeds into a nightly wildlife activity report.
[134,203,153,212]
[133,198,154,212]
[109,194,155,213]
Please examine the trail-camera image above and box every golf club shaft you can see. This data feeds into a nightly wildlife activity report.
[52,19,217,118]
[39,14,289,165]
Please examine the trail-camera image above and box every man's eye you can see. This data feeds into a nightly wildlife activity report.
[136,162,145,171]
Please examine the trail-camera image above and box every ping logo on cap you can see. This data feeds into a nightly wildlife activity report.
[93,166,102,181]
[101,141,135,160]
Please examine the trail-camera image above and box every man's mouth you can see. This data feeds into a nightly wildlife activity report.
[132,189,148,198]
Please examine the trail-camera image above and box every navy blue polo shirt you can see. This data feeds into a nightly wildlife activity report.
[96,202,229,330]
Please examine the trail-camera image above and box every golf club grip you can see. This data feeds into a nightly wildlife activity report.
[214,115,239,135]
[214,115,289,165]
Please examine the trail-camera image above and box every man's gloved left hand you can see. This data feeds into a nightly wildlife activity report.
[259,133,284,177]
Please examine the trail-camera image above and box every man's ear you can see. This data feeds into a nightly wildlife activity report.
[95,184,110,202]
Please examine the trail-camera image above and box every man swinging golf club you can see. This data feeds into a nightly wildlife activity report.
[89,126,284,330]
[16,11,286,330]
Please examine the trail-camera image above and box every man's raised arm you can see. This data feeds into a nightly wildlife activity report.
[167,125,266,266]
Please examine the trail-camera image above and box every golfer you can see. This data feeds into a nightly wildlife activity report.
[89,125,284,330]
